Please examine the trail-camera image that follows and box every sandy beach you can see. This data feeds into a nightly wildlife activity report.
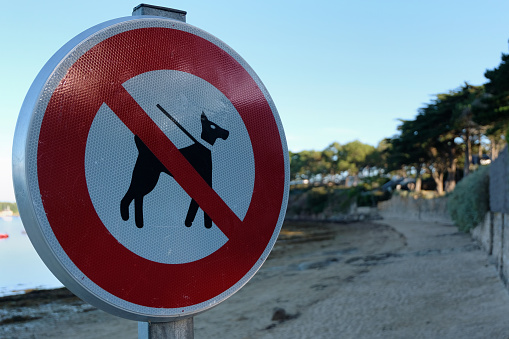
[2,218,509,338]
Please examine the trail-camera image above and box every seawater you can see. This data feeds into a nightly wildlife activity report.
[0,216,62,296]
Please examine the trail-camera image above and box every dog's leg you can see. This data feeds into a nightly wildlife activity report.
[120,189,134,221]
[134,196,145,228]
[204,212,212,229]
[185,199,199,227]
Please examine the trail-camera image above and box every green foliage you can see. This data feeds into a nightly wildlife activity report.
[339,141,376,174]
[353,178,393,207]
[479,53,509,134]
[387,83,496,194]
[290,150,331,179]
[289,46,509,197]
[359,175,391,190]
[287,187,356,216]
[306,187,331,214]
[447,165,490,232]
[289,140,381,181]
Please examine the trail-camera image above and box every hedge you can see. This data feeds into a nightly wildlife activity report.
[447,165,490,232]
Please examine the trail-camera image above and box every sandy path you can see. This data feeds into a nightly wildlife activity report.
[261,219,509,339]
[2,219,509,338]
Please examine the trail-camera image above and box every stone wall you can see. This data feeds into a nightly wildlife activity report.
[471,147,509,284]
[471,213,493,254]
[377,194,452,223]
[490,147,509,213]
[284,204,380,223]
[471,212,509,284]
[285,188,380,222]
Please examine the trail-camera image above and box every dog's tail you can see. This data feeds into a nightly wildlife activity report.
[133,134,172,177]
[134,135,150,153]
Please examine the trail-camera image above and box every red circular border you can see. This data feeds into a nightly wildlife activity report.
[36,26,285,308]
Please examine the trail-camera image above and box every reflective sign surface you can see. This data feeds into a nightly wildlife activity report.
[13,16,289,321]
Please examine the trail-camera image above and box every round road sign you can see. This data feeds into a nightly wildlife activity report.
[13,16,289,321]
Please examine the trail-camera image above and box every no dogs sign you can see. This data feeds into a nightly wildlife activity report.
[13,15,289,321]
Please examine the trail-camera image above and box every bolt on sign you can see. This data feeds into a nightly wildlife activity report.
[13,14,289,321]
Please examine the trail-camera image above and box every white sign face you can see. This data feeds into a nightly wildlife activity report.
[86,70,255,264]
[13,16,289,321]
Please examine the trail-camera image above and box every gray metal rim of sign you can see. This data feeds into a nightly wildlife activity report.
[12,15,289,322]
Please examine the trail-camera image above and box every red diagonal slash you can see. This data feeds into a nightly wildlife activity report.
[106,85,240,239]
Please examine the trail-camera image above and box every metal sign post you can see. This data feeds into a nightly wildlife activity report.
[138,317,194,339]
[133,5,192,338]
[13,3,289,339]
[132,4,186,21]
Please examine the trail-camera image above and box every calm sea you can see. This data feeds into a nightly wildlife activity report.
[0,216,62,296]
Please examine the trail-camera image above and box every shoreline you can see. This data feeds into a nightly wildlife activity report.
[0,287,77,304]
[0,285,65,299]
[4,219,509,338]
[1,220,381,335]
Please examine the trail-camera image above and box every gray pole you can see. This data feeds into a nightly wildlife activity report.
[133,3,187,22]
[131,7,193,338]
[138,318,194,339]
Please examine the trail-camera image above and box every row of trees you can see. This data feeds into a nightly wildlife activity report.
[386,52,509,194]
[290,52,509,194]
[290,140,386,184]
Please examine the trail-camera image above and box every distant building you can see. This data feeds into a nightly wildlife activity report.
[0,206,13,218]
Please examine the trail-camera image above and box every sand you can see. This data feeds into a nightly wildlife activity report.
[2,218,509,339]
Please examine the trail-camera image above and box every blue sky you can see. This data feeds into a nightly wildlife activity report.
[2,0,509,202]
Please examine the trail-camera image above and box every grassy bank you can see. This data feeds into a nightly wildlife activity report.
[286,184,390,220]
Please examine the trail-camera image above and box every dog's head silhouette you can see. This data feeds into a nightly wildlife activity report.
[200,112,229,145]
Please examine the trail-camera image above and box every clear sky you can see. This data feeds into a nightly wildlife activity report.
[2,0,509,202]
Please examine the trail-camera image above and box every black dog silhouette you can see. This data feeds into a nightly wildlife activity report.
[120,104,229,228]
